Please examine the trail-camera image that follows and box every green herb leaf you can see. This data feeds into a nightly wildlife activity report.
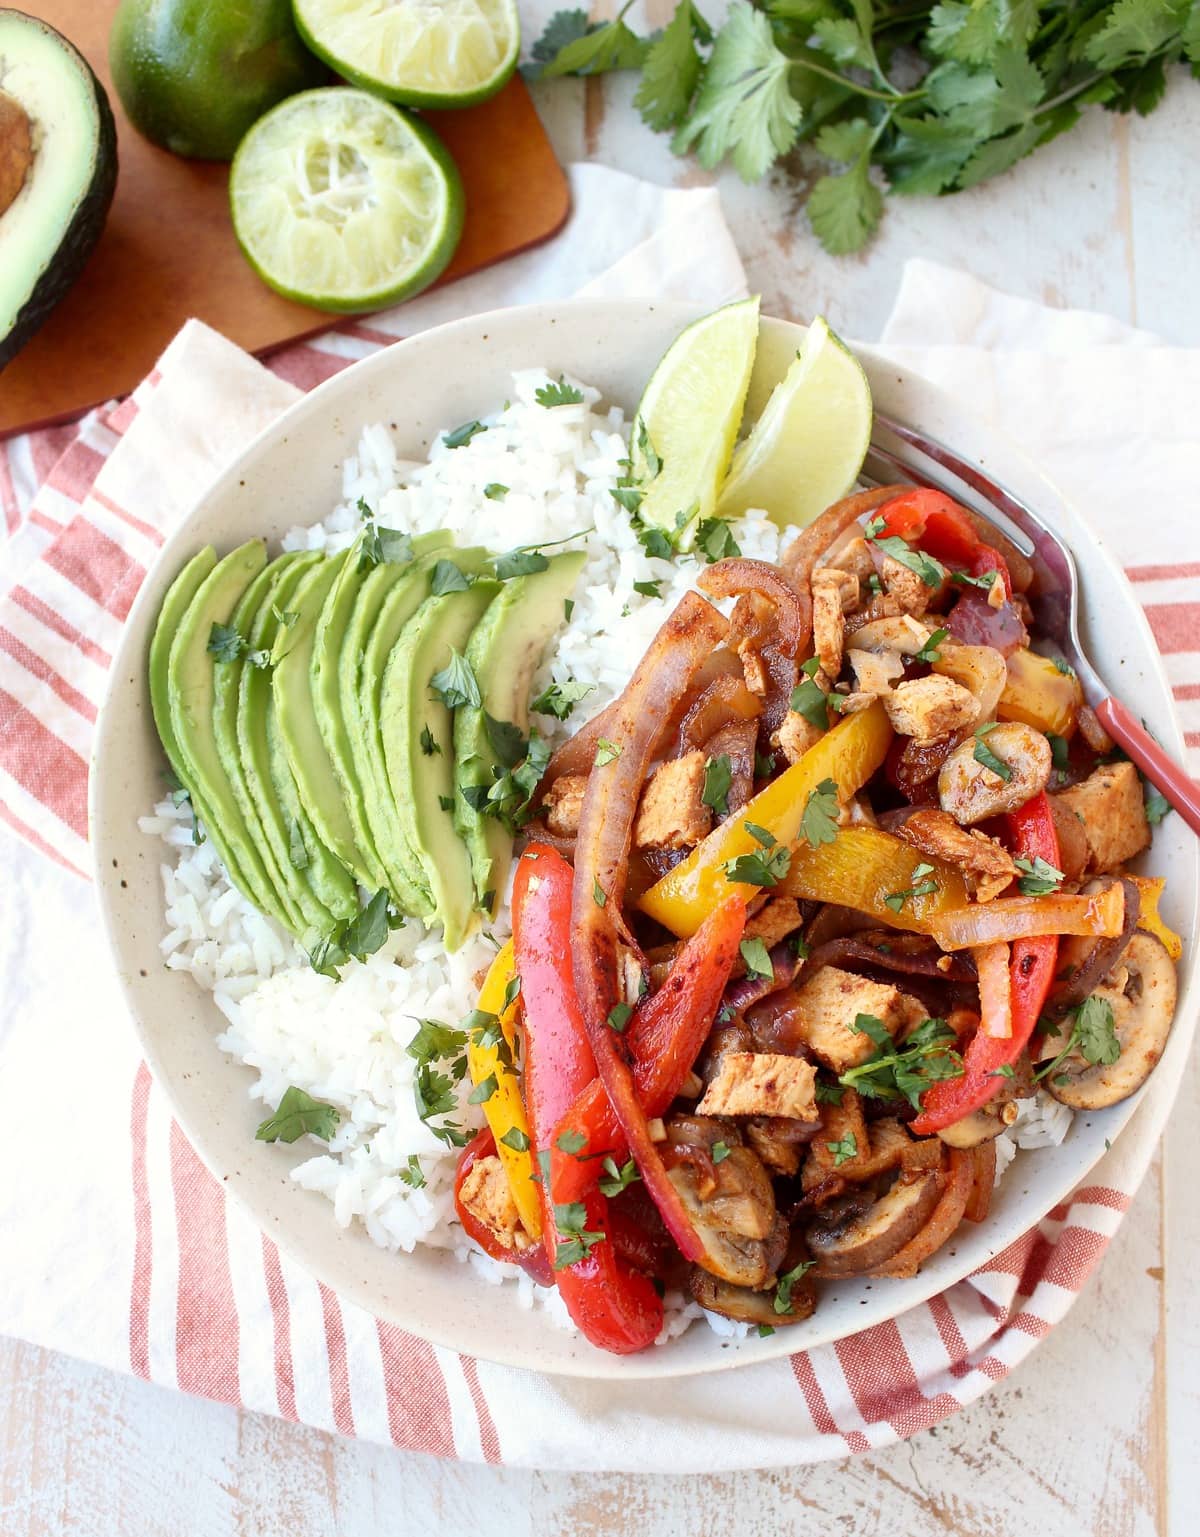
[694,517,741,563]
[430,648,482,709]
[287,816,309,871]
[429,558,471,595]
[1047,733,1070,775]
[556,1128,588,1155]
[827,1132,858,1167]
[255,1086,340,1144]
[839,1016,963,1111]
[740,936,774,982]
[672,1,800,180]
[724,826,792,887]
[494,548,552,580]
[342,888,393,960]
[592,878,607,908]
[420,724,441,757]
[535,375,585,407]
[608,1002,634,1033]
[595,738,622,767]
[790,656,832,730]
[500,1126,531,1153]
[207,623,245,663]
[633,578,663,598]
[1076,994,1121,1065]
[484,483,509,501]
[774,1258,816,1314]
[531,678,594,720]
[598,1155,641,1196]
[800,777,840,847]
[1015,854,1064,896]
[397,1153,426,1189]
[636,1,709,129]
[711,1139,732,1163]
[1145,787,1170,825]
[867,526,947,587]
[973,722,1013,781]
[917,627,949,663]
[814,1079,844,1105]
[444,420,486,450]
[702,753,733,817]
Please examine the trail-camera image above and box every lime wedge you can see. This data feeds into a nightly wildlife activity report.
[293,0,519,108]
[717,316,873,529]
[229,88,464,313]
[631,296,760,551]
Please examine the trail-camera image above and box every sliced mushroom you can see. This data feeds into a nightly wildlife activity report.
[666,1144,781,1288]
[1047,933,1177,1110]
[937,1108,1005,1150]
[806,1171,943,1277]
[938,721,1052,824]
[688,1231,816,1327]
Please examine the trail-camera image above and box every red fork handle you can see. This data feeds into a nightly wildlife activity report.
[1095,696,1200,838]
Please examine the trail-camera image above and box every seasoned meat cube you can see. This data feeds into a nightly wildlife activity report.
[776,708,824,764]
[811,569,847,681]
[1054,761,1150,874]
[696,1052,819,1121]
[884,674,980,745]
[542,772,586,837]
[822,534,876,585]
[741,896,805,953]
[848,647,904,697]
[739,644,768,698]
[814,566,860,613]
[634,749,712,850]
[880,552,938,617]
[790,965,917,1074]
[900,807,1016,902]
[458,1156,528,1253]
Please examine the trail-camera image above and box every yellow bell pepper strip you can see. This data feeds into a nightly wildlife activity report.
[1126,875,1183,961]
[638,701,893,937]
[927,881,1126,951]
[998,647,1083,738]
[467,940,542,1241]
[781,824,968,932]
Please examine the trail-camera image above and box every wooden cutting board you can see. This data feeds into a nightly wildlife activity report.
[0,1,570,438]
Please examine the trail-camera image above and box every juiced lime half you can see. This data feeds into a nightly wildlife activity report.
[717,316,873,529]
[293,0,519,108]
[229,88,464,313]
[630,296,760,551]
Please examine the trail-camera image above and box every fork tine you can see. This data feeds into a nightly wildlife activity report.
[865,434,1035,558]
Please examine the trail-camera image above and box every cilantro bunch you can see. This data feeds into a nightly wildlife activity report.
[528,0,1200,253]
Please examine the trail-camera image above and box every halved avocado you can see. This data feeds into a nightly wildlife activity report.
[454,552,585,915]
[0,11,117,368]
[310,530,451,892]
[381,581,501,952]
[212,549,314,933]
[165,539,293,926]
[352,546,488,916]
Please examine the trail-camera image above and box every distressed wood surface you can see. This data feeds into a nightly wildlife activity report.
[3,5,1198,1531]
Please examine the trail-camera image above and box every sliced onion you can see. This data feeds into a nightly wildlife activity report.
[698,559,806,735]
[571,591,730,1265]
[675,674,762,755]
[781,485,909,587]
[973,941,1012,1039]
[928,884,1126,951]
[933,643,1007,722]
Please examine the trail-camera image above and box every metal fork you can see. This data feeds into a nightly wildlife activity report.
[859,412,1200,837]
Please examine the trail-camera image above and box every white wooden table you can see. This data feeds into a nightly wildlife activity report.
[4,10,1199,1532]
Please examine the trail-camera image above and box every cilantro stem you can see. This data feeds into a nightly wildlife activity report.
[786,57,923,104]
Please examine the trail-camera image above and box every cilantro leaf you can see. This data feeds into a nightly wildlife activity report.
[484,483,509,501]
[1086,0,1186,70]
[535,375,585,407]
[500,1126,531,1152]
[917,627,949,663]
[973,722,1013,781]
[537,0,648,77]
[526,7,591,71]
[694,517,741,563]
[807,159,884,256]
[1015,855,1064,895]
[827,1132,858,1166]
[429,559,472,595]
[256,1086,340,1144]
[608,1002,634,1033]
[672,1,801,181]
[800,778,840,847]
[494,548,551,579]
[598,1155,641,1196]
[595,738,622,767]
[636,1,708,130]
[1076,994,1121,1065]
[430,649,482,709]
[740,937,774,981]
[711,1139,732,1162]
[207,623,245,663]
[702,753,733,817]
[420,724,441,757]
[397,1154,425,1189]
[1145,787,1170,825]
[531,678,594,721]
[724,822,792,887]
[341,889,394,961]
[790,656,832,730]
[866,521,947,586]
[443,420,486,450]
[839,1016,963,1111]
[774,1259,815,1315]
[633,578,663,598]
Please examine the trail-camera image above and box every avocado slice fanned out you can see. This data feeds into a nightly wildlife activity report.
[310,530,452,893]
[381,581,501,952]
[0,12,117,368]
[454,552,586,916]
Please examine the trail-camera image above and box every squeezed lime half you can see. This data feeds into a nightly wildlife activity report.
[292,0,519,108]
[229,87,464,313]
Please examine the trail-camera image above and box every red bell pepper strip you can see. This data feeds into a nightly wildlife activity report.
[910,792,1061,1134]
[452,1128,553,1287]
[549,892,747,1208]
[873,488,1013,598]
[513,843,664,1353]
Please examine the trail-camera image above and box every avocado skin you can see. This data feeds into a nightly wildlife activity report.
[381,581,500,952]
[454,552,586,915]
[0,18,118,370]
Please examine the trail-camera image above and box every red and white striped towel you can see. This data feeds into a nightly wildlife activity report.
[0,175,1196,1465]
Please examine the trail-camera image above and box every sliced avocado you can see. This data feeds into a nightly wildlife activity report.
[265,690,358,925]
[166,539,292,926]
[454,552,586,914]
[236,555,339,940]
[212,550,313,934]
[310,530,451,891]
[351,546,488,915]
[0,12,118,367]
[381,581,500,952]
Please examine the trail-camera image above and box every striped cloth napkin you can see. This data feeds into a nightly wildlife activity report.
[0,161,1196,1465]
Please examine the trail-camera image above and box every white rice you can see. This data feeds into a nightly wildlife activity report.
[141,368,1072,1341]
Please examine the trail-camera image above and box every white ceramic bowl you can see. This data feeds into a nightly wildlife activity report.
[91,300,1199,1379]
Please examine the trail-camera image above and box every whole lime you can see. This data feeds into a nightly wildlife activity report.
[109,0,327,161]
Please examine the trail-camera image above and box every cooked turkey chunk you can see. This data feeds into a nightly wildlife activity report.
[791,965,923,1074]
[884,674,980,744]
[634,749,713,849]
[697,1052,819,1120]
[458,1156,528,1252]
[1054,761,1150,874]
[543,773,586,837]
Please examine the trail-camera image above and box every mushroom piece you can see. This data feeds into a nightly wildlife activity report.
[666,1144,782,1288]
[937,1108,1005,1150]
[688,1232,817,1327]
[805,1171,943,1277]
[937,721,1052,824]
[1047,933,1177,1110]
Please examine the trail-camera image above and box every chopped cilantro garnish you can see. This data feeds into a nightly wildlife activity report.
[702,753,733,817]
[255,1086,340,1144]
